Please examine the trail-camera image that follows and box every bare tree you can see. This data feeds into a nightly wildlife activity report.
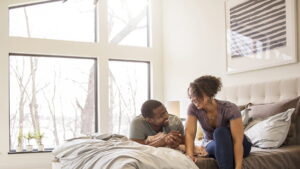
[71,101,79,138]
[23,7,31,38]
[117,92,122,132]
[43,71,60,146]
[59,96,66,140]
[108,1,148,44]
[23,7,43,140]
[28,57,41,136]
[126,68,138,122]
[109,67,141,134]
[10,58,32,148]
[109,70,132,132]
[80,63,96,134]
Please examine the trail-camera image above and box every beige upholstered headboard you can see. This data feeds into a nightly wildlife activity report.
[217,77,300,106]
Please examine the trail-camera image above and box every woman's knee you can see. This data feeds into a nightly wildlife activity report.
[205,141,216,158]
[213,127,231,140]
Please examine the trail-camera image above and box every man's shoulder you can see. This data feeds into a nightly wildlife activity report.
[168,114,181,122]
[168,114,183,127]
[132,114,145,121]
[131,115,147,126]
[165,114,184,135]
[130,115,156,140]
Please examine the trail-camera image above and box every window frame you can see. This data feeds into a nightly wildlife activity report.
[108,59,151,135]
[109,59,151,99]
[1,0,163,157]
[107,0,151,47]
[8,52,99,152]
[9,0,63,9]
[8,0,98,43]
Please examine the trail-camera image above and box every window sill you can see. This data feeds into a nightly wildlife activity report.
[8,148,53,154]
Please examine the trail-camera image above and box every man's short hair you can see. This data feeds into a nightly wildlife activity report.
[141,100,163,118]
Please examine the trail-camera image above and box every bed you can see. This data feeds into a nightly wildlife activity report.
[51,134,199,169]
[194,76,300,169]
[52,77,300,169]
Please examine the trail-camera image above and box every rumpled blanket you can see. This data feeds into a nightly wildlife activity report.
[52,134,198,169]
[146,132,208,157]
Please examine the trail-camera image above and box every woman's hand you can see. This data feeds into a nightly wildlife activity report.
[194,146,208,157]
[186,153,197,162]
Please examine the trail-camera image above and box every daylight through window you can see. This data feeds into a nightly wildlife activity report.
[9,0,96,42]
[108,0,150,47]
[9,54,97,151]
[109,60,150,136]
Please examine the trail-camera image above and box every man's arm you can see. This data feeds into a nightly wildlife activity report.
[170,115,185,144]
[131,133,167,147]
[131,132,182,148]
[129,117,147,141]
[178,118,185,144]
[129,117,167,147]
[129,116,183,148]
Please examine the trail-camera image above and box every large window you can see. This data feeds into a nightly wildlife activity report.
[9,0,96,42]
[109,60,150,136]
[9,54,97,151]
[5,0,156,154]
[108,0,150,47]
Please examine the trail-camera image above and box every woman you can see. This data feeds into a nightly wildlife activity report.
[185,75,251,169]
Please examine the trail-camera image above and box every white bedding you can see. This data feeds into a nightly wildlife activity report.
[52,134,198,169]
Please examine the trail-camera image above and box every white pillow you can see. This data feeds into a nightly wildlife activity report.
[241,108,251,127]
[245,108,295,149]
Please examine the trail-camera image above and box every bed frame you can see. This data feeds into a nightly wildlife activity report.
[217,77,300,106]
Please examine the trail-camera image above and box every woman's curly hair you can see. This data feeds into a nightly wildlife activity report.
[188,75,222,99]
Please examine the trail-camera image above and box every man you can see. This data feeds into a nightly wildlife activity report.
[129,99,184,148]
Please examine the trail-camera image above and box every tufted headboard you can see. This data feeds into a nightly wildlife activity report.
[217,77,300,106]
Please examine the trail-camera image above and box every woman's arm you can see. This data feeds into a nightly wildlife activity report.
[230,117,244,169]
[185,114,197,161]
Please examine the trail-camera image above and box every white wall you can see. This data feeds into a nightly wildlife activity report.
[163,0,300,117]
[0,0,163,168]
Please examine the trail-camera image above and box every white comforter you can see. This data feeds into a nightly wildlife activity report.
[52,134,198,169]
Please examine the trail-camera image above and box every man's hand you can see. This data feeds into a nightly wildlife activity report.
[164,131,182,148]
[145,132,166,146]
[143,131,182,148]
